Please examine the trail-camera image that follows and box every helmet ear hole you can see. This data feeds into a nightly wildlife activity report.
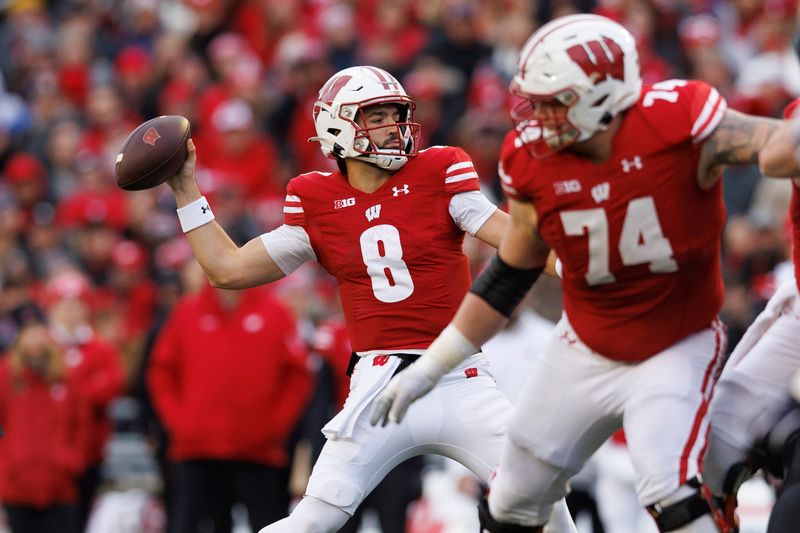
[327,128,341,136]
[591,95,609,108]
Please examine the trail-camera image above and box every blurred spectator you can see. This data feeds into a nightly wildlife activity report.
[45,268,126,530]
[195,98,283,201]
[0,303,90,533]
[147,284,313,532]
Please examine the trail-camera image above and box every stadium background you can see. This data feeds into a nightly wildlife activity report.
[0,0,798,531]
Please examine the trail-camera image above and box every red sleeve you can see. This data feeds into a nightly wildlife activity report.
[283,179,306,227]
[147,307,186,434]
[641,79,727,145]
[443,147,481,195]
[498,131,534,202]
[264,305,313,438]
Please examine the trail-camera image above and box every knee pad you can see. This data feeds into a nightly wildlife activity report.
[478,497,543,533]
[645,477,737,533]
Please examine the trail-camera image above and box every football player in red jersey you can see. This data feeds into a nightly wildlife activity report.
[161,66,576,533]
[372,14,789,533]
[701,98,800,532]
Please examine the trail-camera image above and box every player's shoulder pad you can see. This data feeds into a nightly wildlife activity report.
[498,130,540,200]
[636,79,726,145]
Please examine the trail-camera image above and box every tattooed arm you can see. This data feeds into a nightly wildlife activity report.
[697,109,781,189]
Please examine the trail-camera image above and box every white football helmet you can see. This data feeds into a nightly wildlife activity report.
[310,66,420,171]
[510,14,642,157]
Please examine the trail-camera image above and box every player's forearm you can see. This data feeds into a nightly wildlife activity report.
[452,293,509,347]
[759,119,800,177]
[183,221,244,287]
[417,295,507,376]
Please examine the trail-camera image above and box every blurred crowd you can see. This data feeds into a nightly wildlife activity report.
[0,0,798,532]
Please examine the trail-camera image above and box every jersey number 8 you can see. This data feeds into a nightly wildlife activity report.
[359,224,415,302]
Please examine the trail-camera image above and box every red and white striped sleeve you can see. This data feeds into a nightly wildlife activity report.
[443,148,481,195]
[282,182,305,227]
[689,84,727,144]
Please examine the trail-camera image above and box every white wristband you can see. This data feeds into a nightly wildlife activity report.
[419,324,479,376]
[177,196,214,233]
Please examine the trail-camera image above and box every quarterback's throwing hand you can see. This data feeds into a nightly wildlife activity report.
[370,359,446,426]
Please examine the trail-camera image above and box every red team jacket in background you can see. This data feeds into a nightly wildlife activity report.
[0,362,90,507]
[283,146,484,352]
[147,285,312,467]
[501,80,728,361]
[311,318,352,410]
[63,336,125,466]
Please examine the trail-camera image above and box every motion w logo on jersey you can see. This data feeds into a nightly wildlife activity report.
[365,204,381,222]
[592,182,610,204]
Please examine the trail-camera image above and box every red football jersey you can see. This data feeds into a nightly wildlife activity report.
[501,80,728,361]
[283,146,482,352]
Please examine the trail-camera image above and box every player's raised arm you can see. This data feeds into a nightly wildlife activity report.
[370,198,550,425]
[166,140,289,289]
[697,109,782,188]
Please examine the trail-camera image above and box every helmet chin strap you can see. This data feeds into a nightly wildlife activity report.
[357,153,409,171]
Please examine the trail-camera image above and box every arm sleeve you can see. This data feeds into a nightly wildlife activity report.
[260,224,317,275]
[448,191,498,236]
[443,147,482,195]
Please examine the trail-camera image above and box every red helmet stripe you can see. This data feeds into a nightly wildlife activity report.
[318,74,353,104]
[364,66,400,91]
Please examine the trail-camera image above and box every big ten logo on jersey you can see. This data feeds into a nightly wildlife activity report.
[553,179,582,196]
[365,204,382,222]
[334,197,356,209]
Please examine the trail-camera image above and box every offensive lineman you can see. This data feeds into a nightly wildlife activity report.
[372,14,787,533]
[161,66,576,533]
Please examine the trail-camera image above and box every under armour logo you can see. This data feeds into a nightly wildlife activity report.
[621,156,643,173]
[201,205,210,214]
[591,182,610,204]
[464,368,478,379]
[392,184,409,196]
[373,355,390,367]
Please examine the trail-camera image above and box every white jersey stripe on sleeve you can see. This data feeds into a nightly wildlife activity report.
[283,206,304,214]
[690,88,720,137]
[446,161,474,174]
[444,171,479,184]
[285,194,301,203]
[500,182,518,196]
[693,99,727,143]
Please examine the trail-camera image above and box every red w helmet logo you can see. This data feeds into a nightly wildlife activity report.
[566,37,625,84]
[142,127,161,146]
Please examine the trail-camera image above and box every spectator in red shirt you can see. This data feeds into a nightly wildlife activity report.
[0,304,90,533]
[45,269,126,530]
[147,284,313,532]
[195,99,283,200]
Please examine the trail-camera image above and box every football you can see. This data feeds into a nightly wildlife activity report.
[115,115,191,191]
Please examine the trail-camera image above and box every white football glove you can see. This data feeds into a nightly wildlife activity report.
[370,357,447,426]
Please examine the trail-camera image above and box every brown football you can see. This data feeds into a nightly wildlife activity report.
[115,115,191,191]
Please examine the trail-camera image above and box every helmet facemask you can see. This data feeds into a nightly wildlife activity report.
[347,98,420,169]
[510,87,584,158]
